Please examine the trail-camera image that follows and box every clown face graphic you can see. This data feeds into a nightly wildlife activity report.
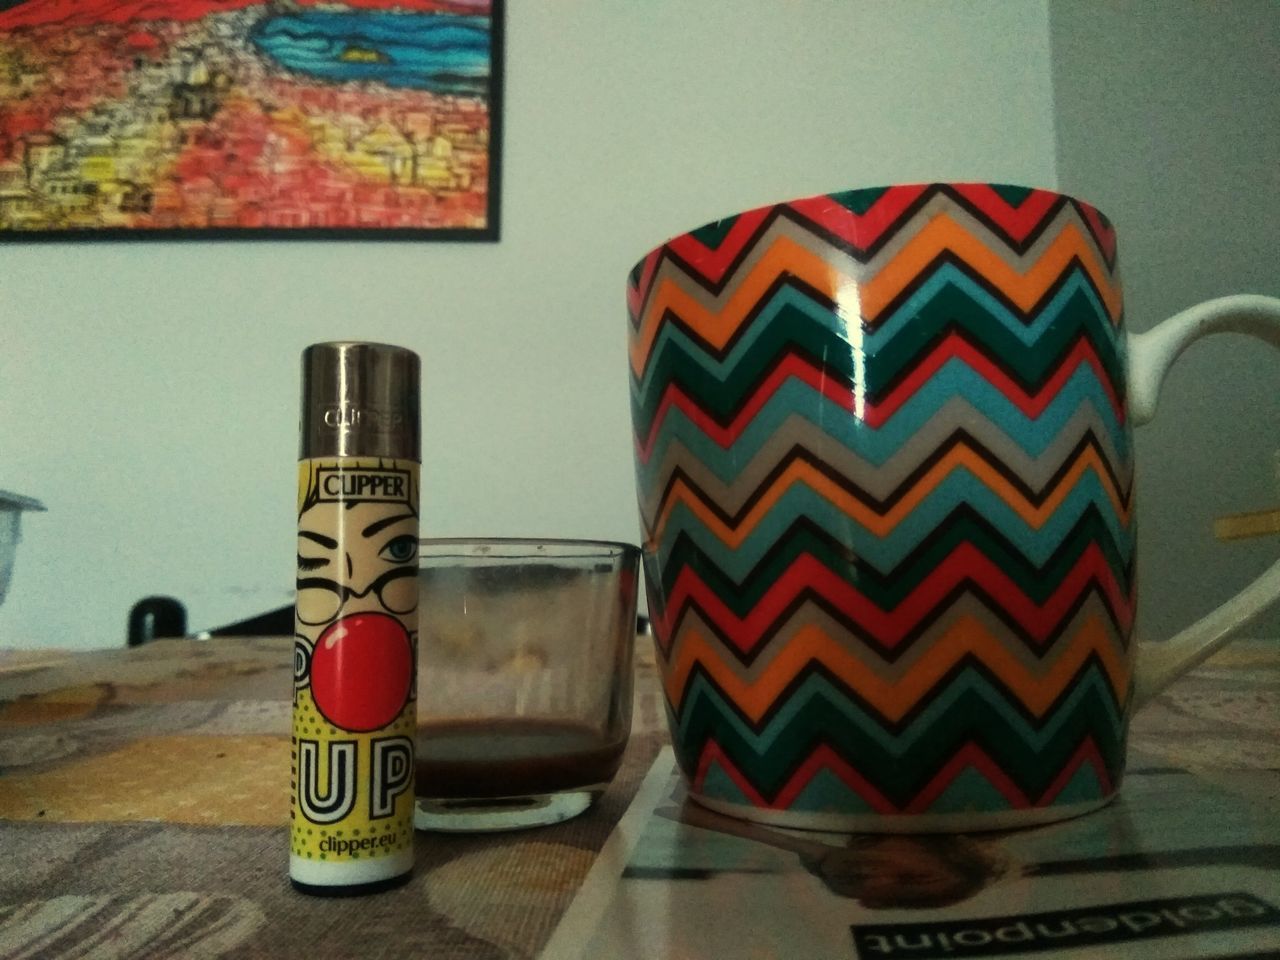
[293,461,418,732]
[296,500,419,627]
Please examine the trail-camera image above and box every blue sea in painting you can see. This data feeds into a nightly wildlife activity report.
[251,12,491,95]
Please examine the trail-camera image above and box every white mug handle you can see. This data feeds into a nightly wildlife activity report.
[1129,294,1280,706]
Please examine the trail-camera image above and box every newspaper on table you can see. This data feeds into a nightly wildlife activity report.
[544,748,1279,960]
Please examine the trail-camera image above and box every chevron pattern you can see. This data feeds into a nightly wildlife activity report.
[628,183,1136,821]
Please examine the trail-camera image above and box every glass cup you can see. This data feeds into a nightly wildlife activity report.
[414,538,640,831]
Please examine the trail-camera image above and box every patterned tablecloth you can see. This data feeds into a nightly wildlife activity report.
[0,638,1275,959]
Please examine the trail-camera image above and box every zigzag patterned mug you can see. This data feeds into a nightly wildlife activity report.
[627,183,1280,832]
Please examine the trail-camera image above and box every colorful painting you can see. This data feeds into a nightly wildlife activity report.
[0,0,502,239]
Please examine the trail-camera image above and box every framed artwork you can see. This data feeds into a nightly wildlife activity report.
[0,0,503,240]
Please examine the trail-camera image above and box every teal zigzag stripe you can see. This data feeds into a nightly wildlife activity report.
[632,266,1124,421]
[673,660,1126,805]
[635,364,1131,488]
[653,505,1132,617]
[697,750,1109,815]
[653,467,1132,578]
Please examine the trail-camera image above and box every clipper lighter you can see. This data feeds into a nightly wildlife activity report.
[290,342,420,896]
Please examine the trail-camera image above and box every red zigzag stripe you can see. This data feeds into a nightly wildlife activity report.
[947,185,1116,262]
[628,207,773,316]
[635,334,1124,463]
[658,543,1134,655]
[668,186,928,288]
[627,185,1119,314]
[694,736,1113,811]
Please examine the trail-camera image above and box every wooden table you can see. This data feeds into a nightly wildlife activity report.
[0,638,1275,959]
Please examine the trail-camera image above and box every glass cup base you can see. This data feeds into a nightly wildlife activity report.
[414,788,600,833]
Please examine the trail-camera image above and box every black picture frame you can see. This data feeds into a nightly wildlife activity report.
[0,0,501,241]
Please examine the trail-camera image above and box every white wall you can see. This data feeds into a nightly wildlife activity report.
[1,1,1059,648]
[1050,0,1280,641]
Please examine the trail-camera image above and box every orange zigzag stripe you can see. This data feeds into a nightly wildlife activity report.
[652,444,1131,547]
[860,217,1123,324]
[630,235,844,376]
[664,612,1131,723]
[629,216,1122,375]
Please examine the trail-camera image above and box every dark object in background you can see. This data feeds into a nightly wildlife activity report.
[126,599,293,645]
[127,602,645,645]
[207,605,293,637]
[127,596,187,647]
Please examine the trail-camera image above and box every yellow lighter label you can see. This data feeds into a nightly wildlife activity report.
[290,458,419,874]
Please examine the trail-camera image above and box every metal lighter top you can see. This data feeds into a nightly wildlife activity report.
[300,342,421,462]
